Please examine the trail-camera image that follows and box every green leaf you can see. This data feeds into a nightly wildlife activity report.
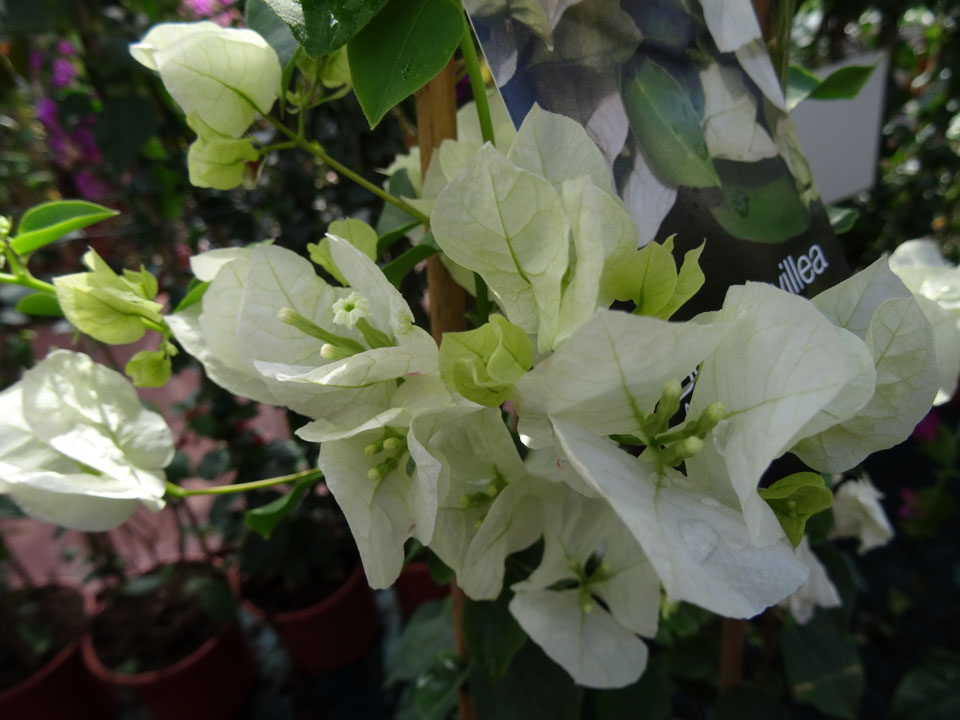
[261,0,389,57]
[622,58,719,188]
[758,472,833,546]
[657,242,705,319]
[125,349,172,388]
[385,597,454,685]
[347,0,463,128]
[470,642,583,720]
[413,653,470,720]
[93,97,157,171]
[184,575,238,622]
[782,622,864,719]
[439,314,533,406]
[197,448,231,481]
[16,293,63,317]
[827,205,859,234]
[246,0,299,64]
[173,280,211,313]
[892,653,960,720]
[596,660,674,720]
[382,242,439,287]
[463,593,528,681]
[12,200,118,255]
[786,63,876,110]
[244,477,315,539]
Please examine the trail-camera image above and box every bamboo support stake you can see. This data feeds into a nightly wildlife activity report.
[415,59,476,720]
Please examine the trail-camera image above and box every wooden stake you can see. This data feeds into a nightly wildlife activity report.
[415,59,475,720]
[719,618,746,690]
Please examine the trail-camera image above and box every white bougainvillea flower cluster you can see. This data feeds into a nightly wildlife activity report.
[0,350,173,531]
[130,22,282,189]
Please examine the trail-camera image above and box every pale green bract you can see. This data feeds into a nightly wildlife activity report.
[54,248,164,345]
[186,113,258,190]
[0,350,172,531]
[790,259,939,472]
[130,22,282,138]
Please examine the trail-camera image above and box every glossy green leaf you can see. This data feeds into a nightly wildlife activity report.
[385,597,454,685]
[758,472,833,546]
[244,476,315,539]
[261,0,388,57]
[782,622,864,720]
[382,242,439,288]
[622,59,719,188]
[16,293,63,317]
[463,593,528,681]
[12,200,118,255]
[413,653,470,720]
[246,0,299,64]
[173,280,210,313]
[347,0,463,128]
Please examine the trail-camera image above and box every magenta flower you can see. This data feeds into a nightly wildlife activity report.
[52,58,77,89]
[56,40,76,56]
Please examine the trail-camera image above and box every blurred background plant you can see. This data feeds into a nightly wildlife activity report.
[0,1,959,719]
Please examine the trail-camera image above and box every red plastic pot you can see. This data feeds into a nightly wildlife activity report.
[0,639,115,720]
[244,564,380,674]
[394,561,450,619]
[81,619,254,720]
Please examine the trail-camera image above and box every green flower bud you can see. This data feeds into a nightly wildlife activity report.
[278,307,365,354]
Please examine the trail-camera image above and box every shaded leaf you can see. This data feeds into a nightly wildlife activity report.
[16,293,63,317]
[463,593,528,681]
[244,476,315,539]
[782,622,864,719]
[261,0,388,57]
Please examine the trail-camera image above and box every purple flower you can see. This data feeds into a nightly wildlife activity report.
[72,121,103,165]
[183,0,218,16]
[74,171,109,200]
[35,97,59,128]
[30,51,44,73]
[912,407,939,443]
[56,40,76,56]
[52,58,77,89]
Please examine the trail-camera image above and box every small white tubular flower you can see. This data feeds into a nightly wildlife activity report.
[830,476,894,554]
[0,350,174,531]
[332,292,371,328]
[780,537,842,624]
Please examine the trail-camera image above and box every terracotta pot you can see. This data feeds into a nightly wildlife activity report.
[82,619,254,720]
[0,640,115,720]
[394,562,450,619]
[244,564,380,674]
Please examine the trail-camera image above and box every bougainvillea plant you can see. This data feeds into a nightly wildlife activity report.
[2,0,959,713]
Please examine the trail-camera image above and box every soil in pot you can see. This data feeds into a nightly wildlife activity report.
[0,585,114,720]
[91,561,234,674]
[87,560,254,720]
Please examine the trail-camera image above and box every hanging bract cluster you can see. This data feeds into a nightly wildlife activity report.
[0,18,954,694]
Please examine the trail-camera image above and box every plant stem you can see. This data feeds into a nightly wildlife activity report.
[0,271,56,295]
[258,141,299,155]
[460,14,496,146]
[165,468,324,498]
[264,115,430,225]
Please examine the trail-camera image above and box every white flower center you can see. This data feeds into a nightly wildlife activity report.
[332,292,370,329]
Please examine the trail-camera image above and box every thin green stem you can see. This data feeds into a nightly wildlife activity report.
[258,140,299,155]
[460,11,496,146]
[165,468,324,498]
[0,271,56,294]
[264,115,430,225]
[141,317,171,336]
